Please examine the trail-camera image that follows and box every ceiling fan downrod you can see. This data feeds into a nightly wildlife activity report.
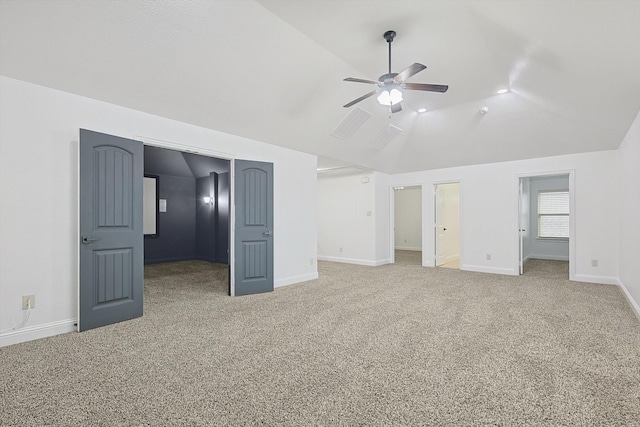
[384,30,396,76]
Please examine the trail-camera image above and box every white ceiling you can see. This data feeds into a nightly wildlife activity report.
[1,0,639,174]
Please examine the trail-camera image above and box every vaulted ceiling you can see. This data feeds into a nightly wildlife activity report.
[1,0,639,174]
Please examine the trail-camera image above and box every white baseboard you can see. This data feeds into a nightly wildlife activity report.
[0,318,76,348]
[617,279,640,321]
[394,246,421,251]
[572,274,619,285]
[275,272,319,288]
[317,255,391,267]
[462,264,518,276]
[528,254,570,261]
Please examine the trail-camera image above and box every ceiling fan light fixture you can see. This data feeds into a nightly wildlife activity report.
[377,88,403,106]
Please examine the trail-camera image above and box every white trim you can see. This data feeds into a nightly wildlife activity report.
[76,137,81,332]
[528,254,570,261]
[317,256,391,266]
[572,274,619,285]
[394,246,421,251]
[0,319,76,348]
[463,264,518,275]
[617,279,640,322]
[134,135,236,160]
[389,186,395,264]
[275,272,319,288]
[229,160,236,296]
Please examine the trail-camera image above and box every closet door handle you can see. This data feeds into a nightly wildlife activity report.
[263,231,273,237]
[82,236,100,244]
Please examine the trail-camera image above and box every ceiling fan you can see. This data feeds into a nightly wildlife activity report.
[343,30,448,113]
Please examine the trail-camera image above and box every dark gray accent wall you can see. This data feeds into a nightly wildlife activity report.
[196,173,216,263]
[144,174,197,264]
[143,145,230,266]
[216,172,230,264]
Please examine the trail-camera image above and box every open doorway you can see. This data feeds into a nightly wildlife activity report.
[79,130,274,330]
[393,186,422,265]
[518,173,573,279]
[143,145,231,294]
[434,182,460,269]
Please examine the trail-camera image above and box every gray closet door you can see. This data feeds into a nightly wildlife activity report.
[79,129,143,331]
[234,160,274,296]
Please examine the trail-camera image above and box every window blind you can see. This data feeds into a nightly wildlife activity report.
[538,191,569,238]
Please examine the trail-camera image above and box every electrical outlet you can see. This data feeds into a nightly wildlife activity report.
[22,295,35,310]
[339,247,343,253]
[309,258,314,265]
[486,254,492,261]
[591,259,598,267]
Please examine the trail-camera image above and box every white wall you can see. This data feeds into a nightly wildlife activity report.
[617,110,640,318]
[527,175,570,261]
[317,173,379,265]
[0,76,318,346]
[394,187,422,251]
[375,151,618,282]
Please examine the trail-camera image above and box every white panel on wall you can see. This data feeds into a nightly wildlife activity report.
[143,177,157,235]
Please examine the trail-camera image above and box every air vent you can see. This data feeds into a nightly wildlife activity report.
[366,124,402,151]
[331,107,372,140]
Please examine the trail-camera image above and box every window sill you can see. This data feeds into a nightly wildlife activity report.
[536,237,569,242]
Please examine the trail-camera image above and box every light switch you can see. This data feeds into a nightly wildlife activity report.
[159,199,167,212]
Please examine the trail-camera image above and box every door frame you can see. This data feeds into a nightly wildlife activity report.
[389,183,423,265]
[134,136,237,293]
[514,170,575,279]
[432,181,462,269]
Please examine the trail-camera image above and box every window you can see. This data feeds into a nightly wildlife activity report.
[538,191,569,238]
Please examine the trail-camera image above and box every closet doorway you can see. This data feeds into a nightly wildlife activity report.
[392,185,422,266]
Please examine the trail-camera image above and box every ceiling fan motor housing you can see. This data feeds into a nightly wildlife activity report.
[379,73,399,83]
[383,30,396,43]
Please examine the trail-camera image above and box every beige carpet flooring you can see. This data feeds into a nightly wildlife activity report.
[395,249,422,265]
[1,260,639,426]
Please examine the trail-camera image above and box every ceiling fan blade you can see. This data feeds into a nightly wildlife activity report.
[393,63,427,82]
[344,77,380,85]
[390,103,403,113]
[403,82,449,93]
[343,90,377,108]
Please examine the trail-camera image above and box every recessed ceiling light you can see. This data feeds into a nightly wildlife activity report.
[417,108,427,113]
[497,89,509,94]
